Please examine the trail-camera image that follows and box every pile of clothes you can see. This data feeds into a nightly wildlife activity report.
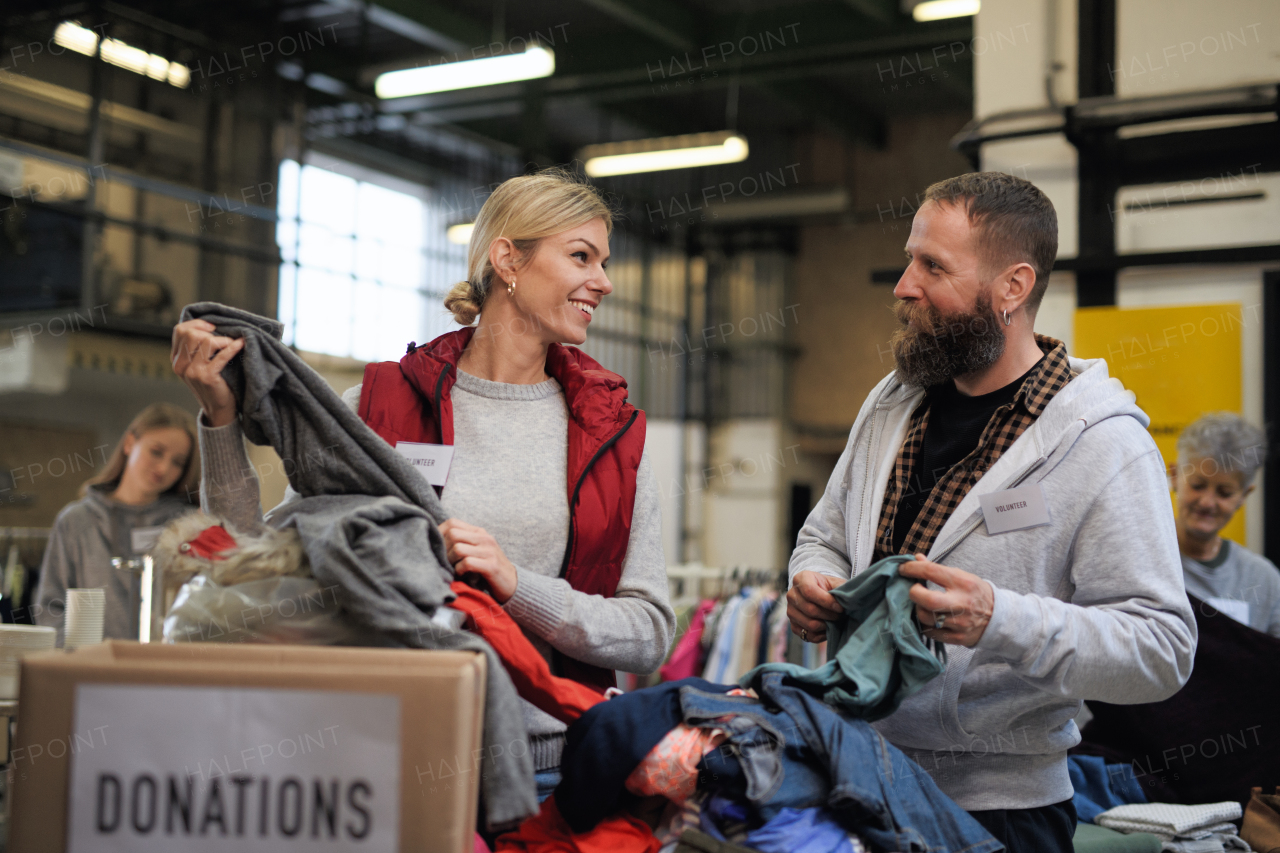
[492,555,1001,853]
[495,674,1002,853]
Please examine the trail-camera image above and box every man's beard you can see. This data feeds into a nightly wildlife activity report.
[890,293,1007,387]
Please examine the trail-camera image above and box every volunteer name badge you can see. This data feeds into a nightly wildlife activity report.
[395,442,454,487]
[67,685,400,853]
[130,526,164,554]
[979,483,1051,535]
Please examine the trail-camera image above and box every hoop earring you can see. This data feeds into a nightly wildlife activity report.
[507,278,516,297]
[1002,309,1011,326]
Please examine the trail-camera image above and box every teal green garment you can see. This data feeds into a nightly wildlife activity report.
[1072,822,1162,853]
[742,555,945,721]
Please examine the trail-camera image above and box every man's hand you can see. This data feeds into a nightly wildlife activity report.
[439,519,518,604]
[787,570,844,643]
[899,553,994,647]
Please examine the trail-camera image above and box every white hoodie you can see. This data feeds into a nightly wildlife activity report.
[790,356,1197,811]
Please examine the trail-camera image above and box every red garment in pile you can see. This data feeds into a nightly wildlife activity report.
[495,796,659,853]
[448,582,607,724]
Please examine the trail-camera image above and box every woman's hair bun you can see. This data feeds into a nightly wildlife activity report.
[444,280,481,326]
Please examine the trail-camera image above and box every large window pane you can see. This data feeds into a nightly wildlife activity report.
[293,268,353,355]
[299,166,356,236]
[277,159,465,362]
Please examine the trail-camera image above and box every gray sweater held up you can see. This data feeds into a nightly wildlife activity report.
[200,370,675,771]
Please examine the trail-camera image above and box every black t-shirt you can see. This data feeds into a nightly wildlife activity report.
[892,360,1042,554]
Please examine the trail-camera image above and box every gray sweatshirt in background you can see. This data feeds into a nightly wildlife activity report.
[35,485,194,644]
[1182,541,1280,637]
[200,371,675,771]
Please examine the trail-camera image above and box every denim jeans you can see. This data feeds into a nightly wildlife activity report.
[681,673,1002,853]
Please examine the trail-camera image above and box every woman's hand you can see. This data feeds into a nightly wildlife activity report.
[171,319,244,427]
[439,519,518,603]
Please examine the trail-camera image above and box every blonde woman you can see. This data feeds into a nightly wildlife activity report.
[35,403,199,643]
[171,168,675,800]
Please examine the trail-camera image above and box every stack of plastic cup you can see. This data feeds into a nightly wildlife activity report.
[0,625,56,698]
[63,588,106,650]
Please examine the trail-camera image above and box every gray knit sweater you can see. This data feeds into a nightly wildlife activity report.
[199,370,674,770]
[1182,541,1280,637]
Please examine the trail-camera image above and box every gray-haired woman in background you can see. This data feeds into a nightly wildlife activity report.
[1172,412,1280,637]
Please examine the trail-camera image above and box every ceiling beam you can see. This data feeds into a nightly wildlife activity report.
[840,0,896,23]
[574,0,699,50]
[379,24,972,114]
[279,0,486,53]
[758,80,887,146]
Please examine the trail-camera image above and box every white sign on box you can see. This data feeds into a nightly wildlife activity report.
[66,685,400,852]
[395,442,454,487]
[979,483,1052,535]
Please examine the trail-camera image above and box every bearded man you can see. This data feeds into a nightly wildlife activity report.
[786,172,1196,853]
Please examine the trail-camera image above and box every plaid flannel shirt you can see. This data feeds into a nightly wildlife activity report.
[873,335,1073,561]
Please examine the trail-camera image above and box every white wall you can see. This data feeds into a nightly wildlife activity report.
[1115,0,1280,98]
[701,419,794,571]
[1034,272,1078,353]
[974,0,1078,117]
[1116,173,1280,254]
[644,419,683,566]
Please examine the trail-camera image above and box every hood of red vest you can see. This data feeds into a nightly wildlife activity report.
[398,327,635,438]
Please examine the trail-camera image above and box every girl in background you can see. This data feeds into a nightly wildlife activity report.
[35,403,199,643]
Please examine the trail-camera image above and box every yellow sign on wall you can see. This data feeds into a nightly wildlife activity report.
[1074,303,1246,545]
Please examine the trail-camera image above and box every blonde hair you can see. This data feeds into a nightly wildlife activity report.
[82,403,200,504]
[444,167,613,326]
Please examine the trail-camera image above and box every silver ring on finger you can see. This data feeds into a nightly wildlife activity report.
[934,614,946,630]
[801,627,808,643]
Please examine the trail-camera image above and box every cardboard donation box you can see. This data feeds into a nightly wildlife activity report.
[9,642,487,853]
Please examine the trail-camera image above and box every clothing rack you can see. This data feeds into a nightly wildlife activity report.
[666,563,783,610]
[0,528,52,540]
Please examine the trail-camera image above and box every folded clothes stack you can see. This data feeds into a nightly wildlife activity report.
[1096,802,1250,853]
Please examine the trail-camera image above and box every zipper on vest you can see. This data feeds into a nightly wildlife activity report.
[431,365,451,440]
[429,365,453,497]
[558,409,640,579]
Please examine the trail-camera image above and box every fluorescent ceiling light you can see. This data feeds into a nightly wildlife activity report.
[912,0,980,21]
[54,21,189,88]
[581,132,749,178]
[376,47,554,99]
[446,222,474,245]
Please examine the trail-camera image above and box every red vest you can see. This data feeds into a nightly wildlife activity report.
[358,328,645,692]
